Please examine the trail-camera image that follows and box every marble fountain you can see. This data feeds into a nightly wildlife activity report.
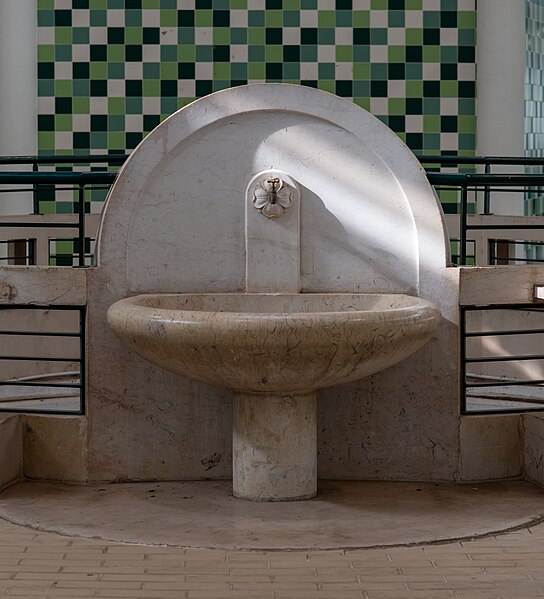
[101,82,448,502]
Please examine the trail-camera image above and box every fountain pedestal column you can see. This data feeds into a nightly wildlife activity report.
[232,391,317,501]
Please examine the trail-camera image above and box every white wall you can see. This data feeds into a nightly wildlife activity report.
[476,0,526,215]
[0,0,37,217]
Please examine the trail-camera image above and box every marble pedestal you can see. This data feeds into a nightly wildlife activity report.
[233,392,317,501]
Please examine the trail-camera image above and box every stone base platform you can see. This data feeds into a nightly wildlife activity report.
[0,480,543,551]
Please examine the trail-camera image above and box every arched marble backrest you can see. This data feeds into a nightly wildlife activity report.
[97,84,449,300]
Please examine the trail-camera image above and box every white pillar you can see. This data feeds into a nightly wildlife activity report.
[0,0,37,216]
[476,0,525,215]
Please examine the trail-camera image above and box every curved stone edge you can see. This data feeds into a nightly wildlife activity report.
[0,508,542,553]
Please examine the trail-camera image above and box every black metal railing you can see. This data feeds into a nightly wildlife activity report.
[461,304,544,414]
[0,304,85,415]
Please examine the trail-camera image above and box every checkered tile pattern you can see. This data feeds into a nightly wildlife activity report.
[37,0,477,212]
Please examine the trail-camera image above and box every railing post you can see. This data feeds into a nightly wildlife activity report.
[32,161,39,214]
[483,162,491,214]
[77,183,85,266]
[460,184,468,265]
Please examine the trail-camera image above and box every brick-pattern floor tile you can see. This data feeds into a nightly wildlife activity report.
[1,519,544,597]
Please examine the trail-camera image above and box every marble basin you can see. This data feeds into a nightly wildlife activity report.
[107,293,440,501]
[107,293,440,393]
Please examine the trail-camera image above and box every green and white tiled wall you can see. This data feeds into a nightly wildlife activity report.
[37,0,477,161]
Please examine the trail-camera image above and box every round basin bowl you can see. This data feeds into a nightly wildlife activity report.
[107,293,440,394]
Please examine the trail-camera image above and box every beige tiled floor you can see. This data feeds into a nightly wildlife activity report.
[1,518,544,598]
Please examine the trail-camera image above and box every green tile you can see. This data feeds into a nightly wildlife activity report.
[55,44,72,62]
[248,63,265,78]
[90,62,107,78]
[300,45,317,61]
[336,45,353,62]
[406,0,422,9]
[125,9,142,26]
[317,80,335,93]
[73,97,90,113]
[213,27,230,44]
[178,45,196,61]
[458,28,476,45]
[388,98,405,115]
[423,46,440,62]
[160,45,178,61]
[107,45,125,61]
[160,62,177,78]
[160,9,177,26]
[405,63,422,79]
[195,9,213,26]
[37,45,55,61]
[126,97,143,113]
[108,97,125,114]
[231,62,247,79]
[38,132,55,149]
[108,62,125,79]
[125,27,143,44]
[335,10,351,27]
[353,46,370,62]
[284,63,300,79]
[265,46,283,61]
[458,11,476,28]
[353,62,370,79]
[318,62,335,79]
[213,63,230,79]
[318,10,335,27]
[318,28,335,44]
[54,80,72,96]
[371,63,388,80]
[231,28,247,44]
[73,80,90,97]
[352,10,370,27]
[38,10,55,26]
[196,44,213,61]
[143,62,160,78]
[424,115,441,131]
[423,11,440,27]
[370,28,388,45]
[248,28,265,44]
[440,80,458,97]
[388,45,405,62]
[265,11,282,27]
[142,80,160,95]
[370,0,387,8]
[89,9,107,26]
[405,28,423,44]
[283,10,300,27]
[406,80,423,96]
[389,10,405,27]
[441,46,458,63]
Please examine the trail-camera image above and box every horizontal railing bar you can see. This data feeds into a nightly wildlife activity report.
[0,381,81,388]
[0,356,81,362]
[466,380,544,387]
[466,355,544,363]
[0,304,84,310]
[466,224,544,230]
[417,154,544,166]
[0,154,128,165]
[0,222,78,228]
[0,172,116,184]
[427,173,544,185]
[466,328,544,337]
[0,330,81,337]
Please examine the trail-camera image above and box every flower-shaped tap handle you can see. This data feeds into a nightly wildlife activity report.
[253,176,293,219]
